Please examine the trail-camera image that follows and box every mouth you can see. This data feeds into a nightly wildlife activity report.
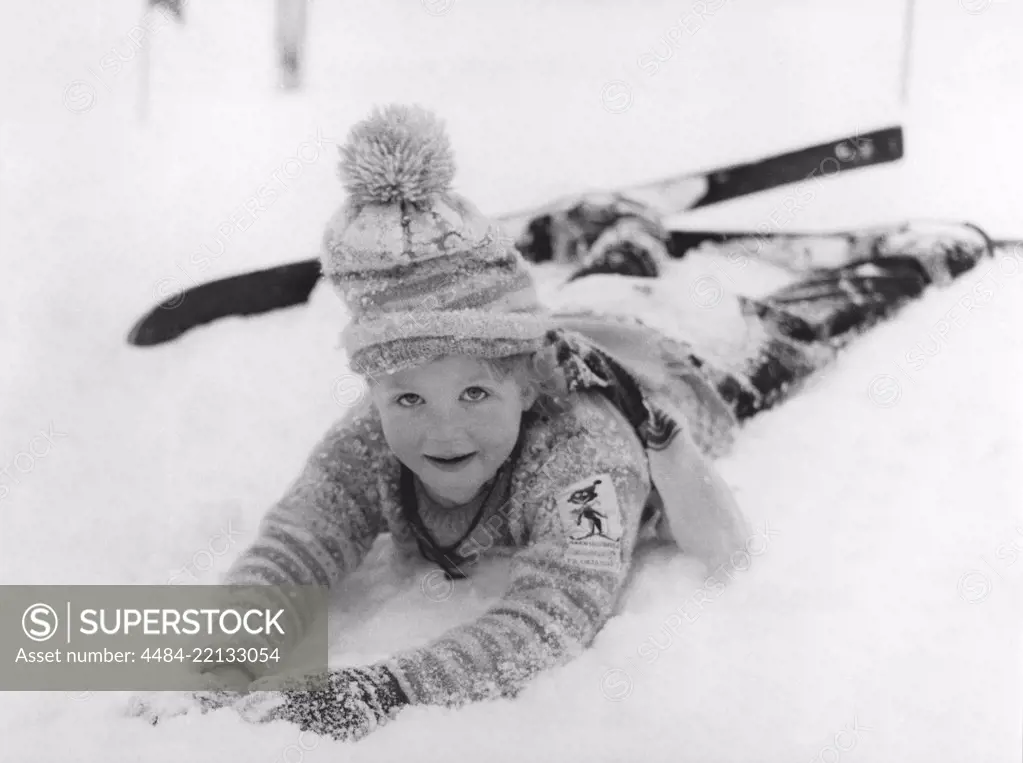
[424,452,477,471]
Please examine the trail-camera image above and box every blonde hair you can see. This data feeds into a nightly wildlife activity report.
[481,345,572,419]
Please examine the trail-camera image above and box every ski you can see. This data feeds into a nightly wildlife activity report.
[668,218,996,275]
[127,126,904,347]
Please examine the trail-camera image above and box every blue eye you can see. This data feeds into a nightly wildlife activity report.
[395,393,422,407]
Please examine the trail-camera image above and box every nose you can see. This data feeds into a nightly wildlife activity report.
[422,406,470,448]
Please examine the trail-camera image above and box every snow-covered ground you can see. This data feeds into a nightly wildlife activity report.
[1,0,1021,760]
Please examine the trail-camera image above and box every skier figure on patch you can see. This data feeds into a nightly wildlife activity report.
[568,479,619,541]
[130,104,984,743]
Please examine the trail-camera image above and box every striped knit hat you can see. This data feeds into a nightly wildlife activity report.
[321,105,549,379]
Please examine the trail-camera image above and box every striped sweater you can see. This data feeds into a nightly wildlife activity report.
[224,383,652,706]
[222,321,750,708]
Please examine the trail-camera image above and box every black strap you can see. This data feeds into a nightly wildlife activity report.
[400,428,526,578]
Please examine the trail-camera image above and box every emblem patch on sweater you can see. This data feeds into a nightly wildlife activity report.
[555,473,623,570]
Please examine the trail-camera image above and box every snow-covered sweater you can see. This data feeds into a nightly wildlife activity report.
[223,320,752,707]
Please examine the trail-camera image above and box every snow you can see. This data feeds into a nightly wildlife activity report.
[1,0,1021,760]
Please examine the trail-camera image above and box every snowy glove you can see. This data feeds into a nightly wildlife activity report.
[127,687,240,725]
[127,666,254,724]
[516,192,669,275]
[238,666,409,742]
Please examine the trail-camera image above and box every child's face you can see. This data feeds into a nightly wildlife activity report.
[370,355,537,507]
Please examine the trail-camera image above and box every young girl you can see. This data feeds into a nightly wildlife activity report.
[131,104,989,740]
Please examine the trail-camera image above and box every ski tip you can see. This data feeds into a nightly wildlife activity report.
[125,258,325,347]
[882,125,904,160]
[126,297,190,347]
[126,316,178,347]
[126,323,157,346]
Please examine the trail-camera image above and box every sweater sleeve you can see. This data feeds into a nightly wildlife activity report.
[212,405,387,675]
[383,397,651,706]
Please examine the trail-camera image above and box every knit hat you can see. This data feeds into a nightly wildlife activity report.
[321,105,549,379]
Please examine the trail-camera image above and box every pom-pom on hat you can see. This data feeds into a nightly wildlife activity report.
[322,104,549,379]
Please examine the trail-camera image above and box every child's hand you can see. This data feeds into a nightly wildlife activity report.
[126,687,234,726]
[237,666,409,742]
[125,666,254,725]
